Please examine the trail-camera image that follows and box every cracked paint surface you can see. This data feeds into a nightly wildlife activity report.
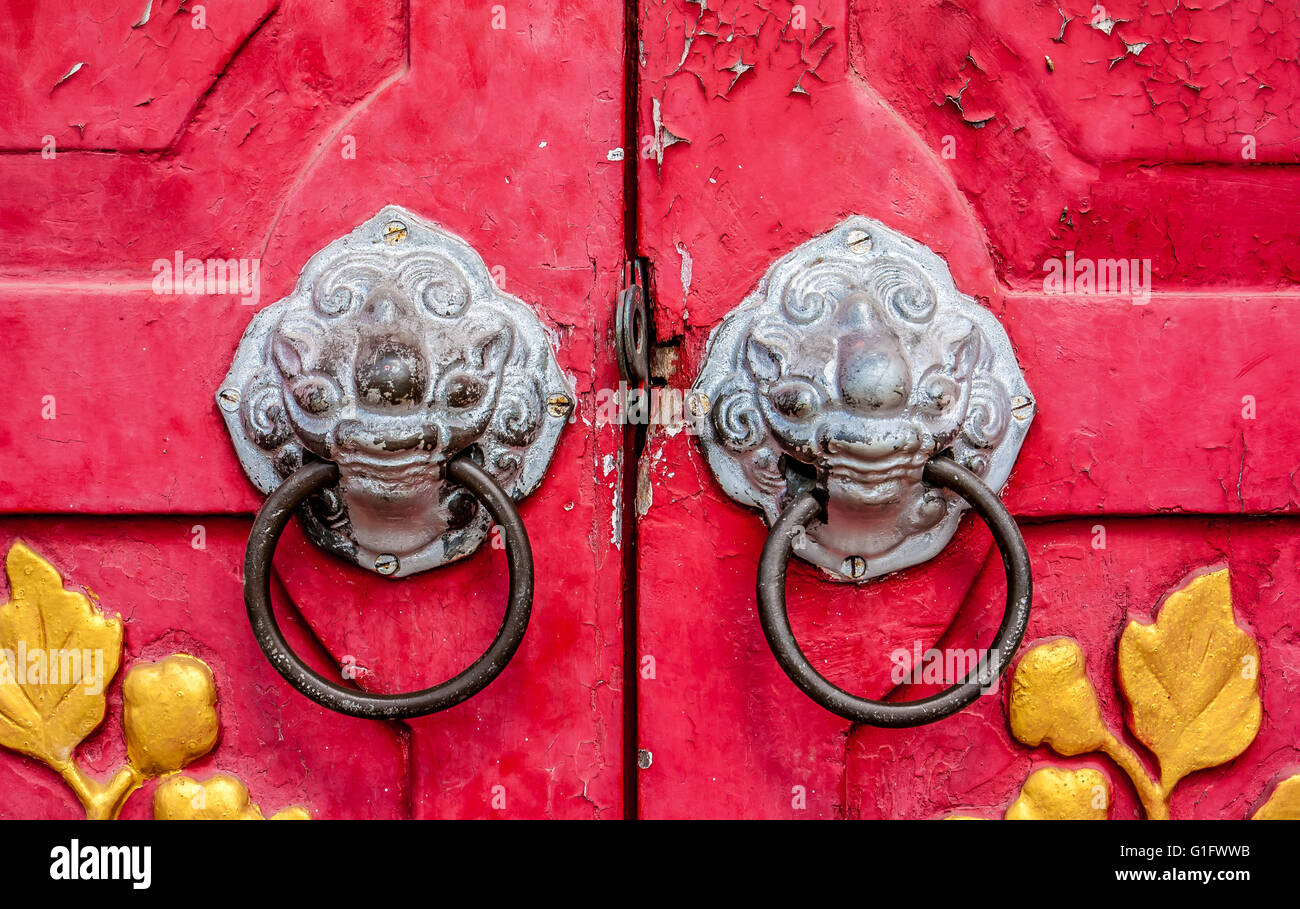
[1,0,282,149]
[0,0,628,819]
[634,0,1299,818]
[848,0,1300,287]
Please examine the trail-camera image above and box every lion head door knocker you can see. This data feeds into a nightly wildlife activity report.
[692,216,1035,727]
[218,205,570,719]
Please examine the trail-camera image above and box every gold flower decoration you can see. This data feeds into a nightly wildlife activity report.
[153,773,311,820]
[1005,767,1111,820]
[0,541,310,820]
[123,655,220,777]
[961,567,1299,820]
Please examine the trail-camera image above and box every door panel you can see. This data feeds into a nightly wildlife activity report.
[634,0,1298,818]
[0,0,627,819]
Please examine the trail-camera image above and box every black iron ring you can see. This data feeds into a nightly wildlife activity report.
[243,455,533,720]
[756,455,1031,728]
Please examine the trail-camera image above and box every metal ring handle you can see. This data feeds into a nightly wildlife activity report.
[756,455,1031,728]
[243,455,533,720]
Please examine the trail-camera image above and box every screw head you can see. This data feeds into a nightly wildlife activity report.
[841,555,868,580]
[375,554,399,576]
[217,388,241,412]
[383,221,408,245]
[546,393,573,418]
[844,228,873,255]
[687,391,710,418]
[1012,395,1035,420]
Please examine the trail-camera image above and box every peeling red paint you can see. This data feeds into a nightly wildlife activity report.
[635,0,1299,819]
[0,0,1296,820]
[847,0,1300,287]
[0,0,627,819]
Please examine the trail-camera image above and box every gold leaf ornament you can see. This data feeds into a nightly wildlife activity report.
[0,542,312,819]
[1253,775,1300,820]
[1003,567,1264,820]
[1117,569,1261,793]
[1008,638,1108,755]
[0,542,123,767]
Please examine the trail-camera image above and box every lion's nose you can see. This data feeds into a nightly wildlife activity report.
[838,340,909,413]
[355,338,427,409]
[354,283,427,409]
[834,293,910,415]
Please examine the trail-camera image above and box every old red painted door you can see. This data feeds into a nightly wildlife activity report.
[2,0,1297,825]
[634,0,1300,820]
[0,0,627,819]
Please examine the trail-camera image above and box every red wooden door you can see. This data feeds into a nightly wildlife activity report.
[0,0,627,819]
[633,0,1300,819]
[1,0,1297,824]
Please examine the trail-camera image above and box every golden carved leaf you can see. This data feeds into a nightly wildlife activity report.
[1009,639,1109,756]
[1005,767,1111,820]
[1253,776,1300,820]
[0,542,123,767]
[153,773,310,820]
[1117,569,1261,792]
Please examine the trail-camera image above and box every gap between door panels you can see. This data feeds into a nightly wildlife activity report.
[620,0,647,821]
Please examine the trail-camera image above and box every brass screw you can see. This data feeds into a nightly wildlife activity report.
[375,554,399,576]
[687,391,710,418]
[842,555,868,580]
[383,221,408,245]
[546,393,573,418]
[1012,395,1035,420]
[217,388,240,412]
[844,228,873,255]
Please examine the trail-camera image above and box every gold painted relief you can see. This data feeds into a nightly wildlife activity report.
[0,541,310,820]
[1253,775,1300,820]
[953,567,1299,820]
[1004,767,1111,820]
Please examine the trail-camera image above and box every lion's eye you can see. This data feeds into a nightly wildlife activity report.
[918,371,959,414]
[770,380,819,420]
[292,375,341,415]
[444,373,486,409]
[318,285,354,316]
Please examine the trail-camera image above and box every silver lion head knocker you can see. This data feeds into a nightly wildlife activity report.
[693,216,1035,582]
[218,205,571,579]
[694,216,1036,727]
